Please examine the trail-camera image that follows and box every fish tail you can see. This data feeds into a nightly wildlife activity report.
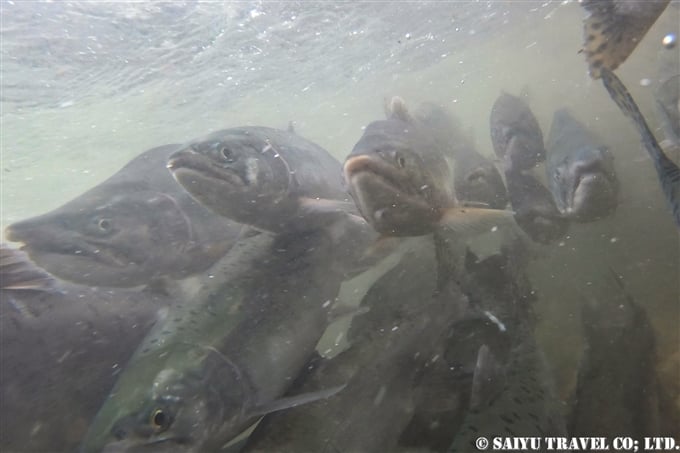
[600,68,680,227]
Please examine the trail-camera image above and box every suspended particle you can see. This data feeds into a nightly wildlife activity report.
[662,33,676,50]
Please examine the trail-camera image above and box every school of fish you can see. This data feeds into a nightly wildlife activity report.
[1,1,679,452]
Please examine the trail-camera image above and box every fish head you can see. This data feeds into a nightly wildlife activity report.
[5,187,194,287]
[454,151,509,209]
[343,118,453,236]
[167,132,292,222]
[549,146,619,221]
[490,93,545,171]
[506,171,569,244]
[82,348,250,453]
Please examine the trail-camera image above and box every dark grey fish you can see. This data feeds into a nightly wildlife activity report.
[580,0,671,78]
[399,247,534,452]
[344,97,514,237]
[448,324,567,452]
[505,171,569,244]
[489,92,546,172]
[656,74,680,149]
[167,126,356,234]
[81,226,350,453]
[412,102,509,209]
[244,234,470,453]
[454,146,509,210]
[0,244,172,452]
[546,108,619,222]
[5,145,243,288]
[600,67,680,227]
[570,271,680,440]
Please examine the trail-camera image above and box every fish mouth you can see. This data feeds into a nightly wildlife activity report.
[343,155,437,235]
[168,149,250,190]
[568,172,618,220]
[20,241,131,268]
[5,222,131,269]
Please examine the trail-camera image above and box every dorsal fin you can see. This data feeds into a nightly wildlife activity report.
[384,96,413,123]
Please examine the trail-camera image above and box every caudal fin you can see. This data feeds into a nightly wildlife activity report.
[580,0,670,79]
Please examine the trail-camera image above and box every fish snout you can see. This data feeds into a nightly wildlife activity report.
[5,217,49,244]
[343,154,377,181]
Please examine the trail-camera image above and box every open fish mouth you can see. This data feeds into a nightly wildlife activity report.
[569,172,617,218]
[19,241,131,268]
[168,149,250,189]
[4,221,130,268]
[344,154,421,198]
[344,155,436,234]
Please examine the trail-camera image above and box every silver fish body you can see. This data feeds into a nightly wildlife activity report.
[167,126,351,234]
[244,235,470,453]
[448,323,567,452]
[448,241,567,452]
[81,226,349,452]
[5,145,242,288]
[546,108,619,222]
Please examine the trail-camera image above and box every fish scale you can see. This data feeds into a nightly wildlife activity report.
[81,222,362,452]
[448,323,567,453]
[580,0,671,78]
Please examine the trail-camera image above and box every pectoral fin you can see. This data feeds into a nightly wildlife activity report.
[248,384,347,417]
[439,207,516,236]
[0,244,58,291]
[469,345,505,409]
[296,197,361,229]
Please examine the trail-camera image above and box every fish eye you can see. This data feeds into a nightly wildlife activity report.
[97,218,112,232]
[220,146,235,163]
[467,169,486,183]
[150,408,171,432]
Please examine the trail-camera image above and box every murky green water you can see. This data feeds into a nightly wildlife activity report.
[1,1,679,451]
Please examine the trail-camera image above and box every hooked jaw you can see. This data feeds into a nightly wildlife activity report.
[563,157,618,220]
[343,155,438,236]
[167,148,249,190]
[568,172,617,220]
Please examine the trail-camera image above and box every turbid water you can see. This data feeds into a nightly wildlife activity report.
[2,0,679,445]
